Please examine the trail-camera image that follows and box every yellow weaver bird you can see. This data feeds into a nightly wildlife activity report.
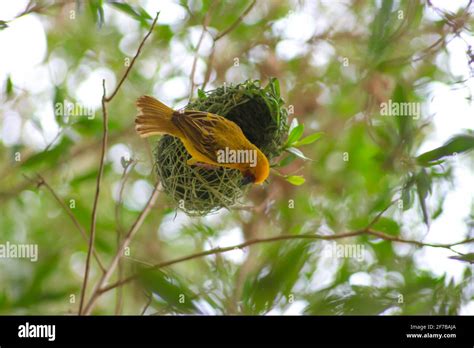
[135,95,270,185]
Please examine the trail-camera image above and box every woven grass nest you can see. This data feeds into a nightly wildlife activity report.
[154,78,288,216]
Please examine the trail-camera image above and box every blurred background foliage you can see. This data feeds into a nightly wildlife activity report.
[0,0,473,315]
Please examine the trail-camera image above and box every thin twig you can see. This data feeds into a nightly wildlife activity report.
[114,159,136,315]
[83,182,161,315]
[0,128,133,205]
[115,159,136,236]
[365,229,474,249]
[0,127,63,182]
[105,12,160,102]
[98,227,474,295]
[189,2,215,100]
[201,42,216,90]
[140,292,153,315]
[28,173,106,272]
[78,80,109,315]
[77,12,161,315]
[43,127,63,153]
[201,0,257,90]
[214,0,256,42]
[366,198,398,229]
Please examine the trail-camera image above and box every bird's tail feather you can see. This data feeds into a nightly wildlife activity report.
[135,96,181,138]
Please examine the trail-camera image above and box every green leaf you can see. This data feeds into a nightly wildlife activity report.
[269,77,280,98]
[285,147,312,161]
[21,137,73,170]
[53,87,68,126]
[285,175,305,186]
[89,0,105,27]
[288,118,299,132]
[138,268,199,313]
[0,20,8,30]
[392,84,414,147]
[276,153,296,168]
[182,223,216,238]
[368,0,394,59]
[305,286,395,315]
[372,217,400,235]
[416,134,474,165]
[97,5,105,27]
[243,242,310,314]
[293,132,323,147]
[421,159,445,167]
[261,91,281,128]
[109,2,153,27]
[401,174,416,210]
[197,88,206,99]
[285,124,304,147]
[449,253,474,264]
[415,169,431,226]
[137,6,152,20]
[431,198,444,220]
[415,169,431,198]
[70,165,111,187]
[5,75,13,97]
[110,2,140,17]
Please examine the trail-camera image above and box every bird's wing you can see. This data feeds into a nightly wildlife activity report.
[171,110,248,162]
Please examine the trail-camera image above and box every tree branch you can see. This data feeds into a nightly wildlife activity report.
[114,158,136,314]
[201,0,256,90]
[188,2,215,100]
[82,182,161,315]
[0,128,133,206]
[105,12,160,102]
[97,227,474,296]
[77,12,161,315]
[78,79,109,315]
[115,159,136,236]
[365,229,474,249]
[28,173,106,273]
[214,0,256,42]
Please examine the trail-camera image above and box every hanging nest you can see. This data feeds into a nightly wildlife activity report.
[154,78,288,216]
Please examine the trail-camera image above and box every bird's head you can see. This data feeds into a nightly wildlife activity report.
[240,150,269,185]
